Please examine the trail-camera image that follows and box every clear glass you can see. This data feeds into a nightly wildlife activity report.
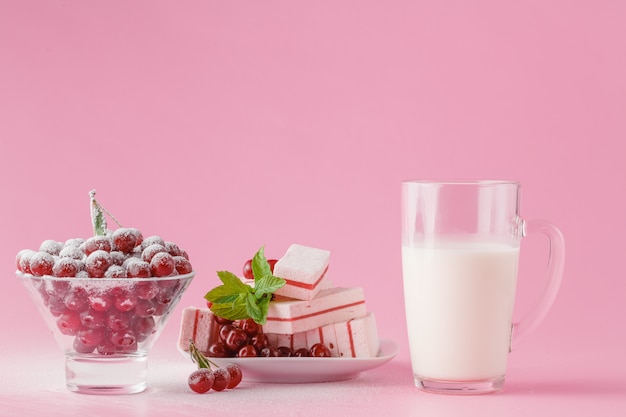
[401,180,565,394]
[18,271,194,394]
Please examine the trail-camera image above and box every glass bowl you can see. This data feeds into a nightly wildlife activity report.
[17,271,194,394]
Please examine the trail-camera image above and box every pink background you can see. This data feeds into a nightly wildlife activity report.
[1,1,624,415]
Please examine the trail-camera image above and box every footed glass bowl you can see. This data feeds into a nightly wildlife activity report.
[17,271,194,394]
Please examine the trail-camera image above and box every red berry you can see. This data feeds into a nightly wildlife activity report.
[141,235,165,251]
[125,259,151,278]
[57,312,82,335]
[39,240,63,256]
[206,342,229,358]
[165,241,183,257]
[226,364,243,389]
[211,368,231,392]
[173,256,192,274]
[242,259,253,280]
[237,345,258,357]
[110,330,136,347]
[53,257,79,277]
[29,252,55,276]
[260,346,279,357]
[16,249,36,273]
[112,228,138,253]
[58,245,84,260]
[81,236,112,255]
[267,259,278,272]
[150,252,175,277]
[85,250,112,278]
[104,265,127,278]
[188,369,215,394]
[310,343,332,357]
[224,328,248,352]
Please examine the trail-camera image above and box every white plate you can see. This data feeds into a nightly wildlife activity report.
[178,339,398,383]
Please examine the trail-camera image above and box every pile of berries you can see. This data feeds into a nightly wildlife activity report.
[205,315,332,358]
[16,228,192,279]
[16,229,193,355]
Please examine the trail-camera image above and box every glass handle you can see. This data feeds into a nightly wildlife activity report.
[511,219,566,350]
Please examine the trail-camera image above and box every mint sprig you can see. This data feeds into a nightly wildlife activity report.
[204,247,285,325]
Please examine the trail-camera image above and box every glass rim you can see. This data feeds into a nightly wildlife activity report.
[16,270,195,282]
[402,179,520,186]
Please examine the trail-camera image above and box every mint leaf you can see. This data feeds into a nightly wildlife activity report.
[251,246,272,282]
[254,275,286,299]
[205,246,286,325]
[209,297,249,321]
[217,270,252,293]
[246,292,264,323]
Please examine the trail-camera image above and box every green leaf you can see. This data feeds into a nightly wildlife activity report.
[251,246,272,282]
[209,293,249,321]
[217,270,252,293]
[246,292,264,324]
[254,275,286,298]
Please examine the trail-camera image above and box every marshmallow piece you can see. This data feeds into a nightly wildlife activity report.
[333,312,380,358]
[178,306,219,353]
[266,331,308,352]
[273,244,330,301]
[263,286,367,334]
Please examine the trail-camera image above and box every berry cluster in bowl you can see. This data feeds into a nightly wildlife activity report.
[16,229,194,356]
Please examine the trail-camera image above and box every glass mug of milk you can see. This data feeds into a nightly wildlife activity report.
[401,180,565,394]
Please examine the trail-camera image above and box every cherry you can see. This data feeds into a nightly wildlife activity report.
[114,291,138,312]
[39,240,63,256]
[150,252,175,277]
[250,333,269,351]
[226,364,243,389]
[57,312,82,335]
[16,249,36,273]
[58,245,84,260]
[173,256,192,274]
[135,281,159,300]
[188,369,215,393]
[81,236,112,255]
[112,228,138,253]
[104,265,127,278]
[29,252,55,276]
[260,346,279,357]
[80,308,106,329]
[206,342,229,358]
[237,344,258,357]
[165,241,183,257]
[277,346,293,357]
[237,318,261,336]
[64,287,87,311]
[224,328,248,352]
[141,235,165,251]
[293,348,310,357]
[88,291,114,312]
[267,259,277,272]
[242,259,254,280]
[211,368,231,392]
[110,330,136,347]
[85,250,112,278]
[310,343,332,357]
[243,258,277,280]
[125,259,151,278]
[53,257,79,277]
[76,327,106,347]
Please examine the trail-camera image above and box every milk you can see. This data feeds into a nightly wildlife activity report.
[402,242,520,381]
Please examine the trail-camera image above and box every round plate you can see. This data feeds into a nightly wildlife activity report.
[178,339,398,383]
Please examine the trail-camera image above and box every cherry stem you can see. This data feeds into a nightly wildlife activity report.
[89,189,124,232]
[188,340,219,369]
